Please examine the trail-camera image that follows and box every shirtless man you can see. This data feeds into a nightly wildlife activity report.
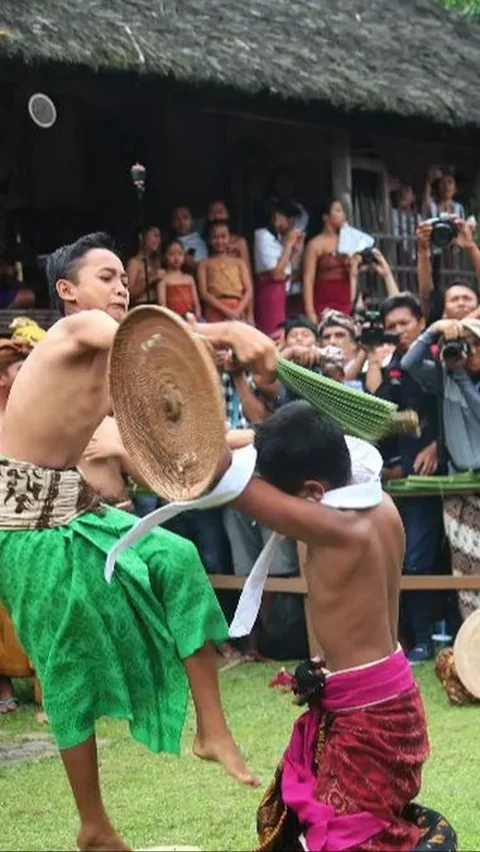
[0,232,277,852]
[81,416,134,510]
[222,401,429,851]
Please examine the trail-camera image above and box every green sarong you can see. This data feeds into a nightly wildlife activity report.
[0,480,228,753]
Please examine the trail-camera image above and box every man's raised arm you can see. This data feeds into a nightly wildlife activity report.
[234,476,348,548]
[62,310,119,351]
[193,319,277,383]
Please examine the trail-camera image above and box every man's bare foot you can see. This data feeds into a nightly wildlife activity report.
[35,710,48,725]
[193,733,260,787]
[77,826,131,851]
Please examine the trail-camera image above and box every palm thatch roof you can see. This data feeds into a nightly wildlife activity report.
[1,0,480,127]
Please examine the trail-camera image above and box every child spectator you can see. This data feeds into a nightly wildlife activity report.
[157,240,201,319]
[198,222,253,322]
[205,200,252,274]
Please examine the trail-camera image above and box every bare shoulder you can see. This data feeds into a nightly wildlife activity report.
[341,494,403,543]
[53,310,118,352]
[306,235,324,253]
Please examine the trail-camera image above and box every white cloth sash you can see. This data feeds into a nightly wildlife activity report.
[104,444,257,582]
[105,435,383,641]
[228,436,383,638]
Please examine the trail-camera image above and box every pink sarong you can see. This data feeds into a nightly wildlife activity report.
[257,648,429,852]
[255,273,286,337]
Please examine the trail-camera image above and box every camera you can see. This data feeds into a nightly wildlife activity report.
[426,214,458,249]
[439,338,470,364]
[359,245,376,266]
[358,309,399,348]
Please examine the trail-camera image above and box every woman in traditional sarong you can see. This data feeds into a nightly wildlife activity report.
[303,199,357,322]
[198,222,253,323]
[126,225,165,306]
[254,202,303,336]
[157,240,202,319]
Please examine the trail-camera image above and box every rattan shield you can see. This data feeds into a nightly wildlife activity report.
[110,306,225,501]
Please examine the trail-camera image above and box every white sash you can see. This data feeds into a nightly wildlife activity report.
[105,436,383,641]
[228,436,383,637]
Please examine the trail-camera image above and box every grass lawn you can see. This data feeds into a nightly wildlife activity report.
[0,661,478,851]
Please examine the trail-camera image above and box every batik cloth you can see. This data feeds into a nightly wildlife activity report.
[0,458,228,751]
[443,494,480,620]
[256,647,429,852]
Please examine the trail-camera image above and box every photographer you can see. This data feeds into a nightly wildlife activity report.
[416,218,480,322]
[401,317,480,621]
[367,293,443,662]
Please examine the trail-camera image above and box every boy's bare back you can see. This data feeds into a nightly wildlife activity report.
[305,494,404,671]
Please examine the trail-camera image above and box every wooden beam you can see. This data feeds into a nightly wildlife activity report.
[331,138,352,218]
[209,574,480,593]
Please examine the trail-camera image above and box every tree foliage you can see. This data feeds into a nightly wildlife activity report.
[440,0,480,19]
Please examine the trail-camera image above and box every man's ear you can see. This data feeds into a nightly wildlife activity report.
[303,479,325,502]
[56,278,76,305]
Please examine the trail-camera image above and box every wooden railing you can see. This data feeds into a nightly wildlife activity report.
[210,487,480,657]
[360,233,477,300]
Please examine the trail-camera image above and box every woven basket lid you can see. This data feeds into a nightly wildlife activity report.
[453,608,480,700]
[110,306,225,501]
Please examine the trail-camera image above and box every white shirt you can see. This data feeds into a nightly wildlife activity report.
[254,228,291,277]
[178,232,208,261]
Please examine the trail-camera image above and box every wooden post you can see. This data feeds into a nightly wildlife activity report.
[331,137,352,220]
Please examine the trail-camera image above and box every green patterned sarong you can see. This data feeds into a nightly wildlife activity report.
[0,461,228,753]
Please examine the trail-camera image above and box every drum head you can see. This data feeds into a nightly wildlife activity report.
[453,608,480,700]
[110,306,225,501]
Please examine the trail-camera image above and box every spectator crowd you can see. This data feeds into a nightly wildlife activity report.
[1,163,480,713]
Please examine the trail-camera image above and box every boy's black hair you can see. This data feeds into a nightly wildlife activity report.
[254,401,351,495]
[284,315,318,338]
[42,232,116,313]
[380,292,423,324]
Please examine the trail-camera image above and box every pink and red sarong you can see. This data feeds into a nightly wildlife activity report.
[255,273,287,337]
[257,647,429,851]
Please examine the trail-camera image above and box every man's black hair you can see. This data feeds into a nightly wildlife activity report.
[42,232,116,313]
[380,292,423,324]
[254,401,351,495]
[284,315,318,338]
[444,279,479,298]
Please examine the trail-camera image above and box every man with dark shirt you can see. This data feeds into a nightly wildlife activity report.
[365,293,443,663]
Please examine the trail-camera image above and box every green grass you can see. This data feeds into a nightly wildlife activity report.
[0,663,478,851]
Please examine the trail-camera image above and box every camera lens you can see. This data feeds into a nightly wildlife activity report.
[431,220,457,249]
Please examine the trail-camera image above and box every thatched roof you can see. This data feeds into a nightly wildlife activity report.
[1,0,480,127]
